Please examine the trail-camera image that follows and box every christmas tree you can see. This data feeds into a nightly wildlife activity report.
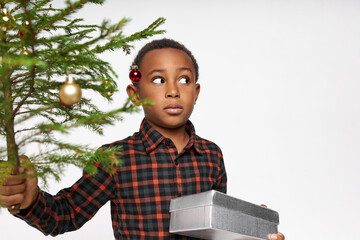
[0,0,165,199]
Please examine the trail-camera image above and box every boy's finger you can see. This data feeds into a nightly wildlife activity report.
[3,175,25,185]
[19,155,29,161]
[25,167,36,176]
[8,204,21,214]
[268,233,278,240]
[0,184,26,196]
[267,233,285,240]
[0,193,24,208]
[277,232,285,240]
[20,155,37,176]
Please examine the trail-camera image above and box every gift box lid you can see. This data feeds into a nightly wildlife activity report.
[169,190,279,224]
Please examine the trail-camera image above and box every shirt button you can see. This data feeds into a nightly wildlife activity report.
[174,160,178,166]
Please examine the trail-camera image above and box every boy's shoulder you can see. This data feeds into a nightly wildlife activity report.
[101,131,144,151]
[185,120,223,153]
[193,134,223,153]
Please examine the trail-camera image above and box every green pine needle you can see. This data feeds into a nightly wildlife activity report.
[0,0,165,188]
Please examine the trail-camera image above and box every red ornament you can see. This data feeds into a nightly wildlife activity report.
[18,21,29,39]
[129,66,141,82]
[18,30,24,38]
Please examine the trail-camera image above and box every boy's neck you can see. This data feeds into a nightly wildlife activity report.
[146,120,189,153]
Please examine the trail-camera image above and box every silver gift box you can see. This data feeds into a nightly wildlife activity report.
[169,190,279,240]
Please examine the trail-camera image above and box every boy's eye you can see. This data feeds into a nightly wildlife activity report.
[179,77,190,84]
[152,77,165,84]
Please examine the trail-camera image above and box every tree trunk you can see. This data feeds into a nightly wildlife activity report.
[3,75,19,166]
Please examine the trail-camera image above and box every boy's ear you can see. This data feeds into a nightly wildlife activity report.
[194,83,200,104]
[126,84,140,103]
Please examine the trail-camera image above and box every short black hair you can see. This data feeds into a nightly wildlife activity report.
[131,38,199,82]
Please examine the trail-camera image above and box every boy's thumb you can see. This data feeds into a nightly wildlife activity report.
[19,155,36,175]
[19,155,29,163]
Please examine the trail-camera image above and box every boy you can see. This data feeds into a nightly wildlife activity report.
[0,39,284,240]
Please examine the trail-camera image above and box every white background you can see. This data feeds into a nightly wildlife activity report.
[1,0,360,239]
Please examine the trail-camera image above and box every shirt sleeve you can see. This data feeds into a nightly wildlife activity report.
[15,161,115,236]
[213,148,227,194]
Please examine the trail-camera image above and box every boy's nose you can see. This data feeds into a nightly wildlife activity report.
[166,82,180,98]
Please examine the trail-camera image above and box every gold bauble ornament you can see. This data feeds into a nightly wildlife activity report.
[20,47,31,55]
[101,80,114,97]
[59,76,82,107]
[0,7,15,31]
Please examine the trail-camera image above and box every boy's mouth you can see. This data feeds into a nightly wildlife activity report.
[164,103,183,114]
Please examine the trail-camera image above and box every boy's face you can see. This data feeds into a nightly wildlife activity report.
[127,48,200,131]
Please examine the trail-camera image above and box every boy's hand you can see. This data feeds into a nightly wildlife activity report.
[268,232,285,240]
[0,156,39,214]
[260,204,285,240]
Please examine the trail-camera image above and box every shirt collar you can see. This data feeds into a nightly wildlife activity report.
[139,118,204,154]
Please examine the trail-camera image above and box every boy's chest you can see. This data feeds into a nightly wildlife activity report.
[114,146,220,201]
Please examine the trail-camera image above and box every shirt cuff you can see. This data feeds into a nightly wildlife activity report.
[15,190,46,223]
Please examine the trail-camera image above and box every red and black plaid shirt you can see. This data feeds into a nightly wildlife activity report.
[17,119,227,239]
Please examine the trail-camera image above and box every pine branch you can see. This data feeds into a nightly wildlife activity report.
[37,0,89,33]
[0,0,165,186]
[12,0,39,118]
[92,17,166,54]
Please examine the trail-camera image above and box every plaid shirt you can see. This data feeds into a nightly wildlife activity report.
[17,119,227,239]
